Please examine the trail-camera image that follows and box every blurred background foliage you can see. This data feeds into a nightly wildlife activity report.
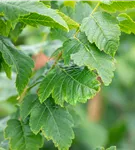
[0,1,135,150]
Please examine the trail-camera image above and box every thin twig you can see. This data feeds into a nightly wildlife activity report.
[48,52,62,72]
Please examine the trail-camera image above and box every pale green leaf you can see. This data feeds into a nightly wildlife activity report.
[58,11,79,29]
[0,147,6,150]
[101,1,135,13]
[4,119,43,150]
[61,2,92,24]
[117,13,135,34]
[106,146,116,150]
[64,1,76,8]
[101,0,111,5]
[38,66,100,106]
[63,33,116,86]
[0,0,68,31]
[81,12,120,56]
[0,36,34,94]
[21,95,74,150]
[40,0,51,5]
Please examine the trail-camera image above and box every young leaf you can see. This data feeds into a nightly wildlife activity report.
[63,33,116,86]
[64,1,76,8]
[101,0,111,5]
[101,1,135,13]
[0,36,34,94]
[81,12,120,57]
[38,66,100,106]
[4,119,43,150]
[58,11,79,29]
[117,13,135,34]
[0,0,68,31]
[21,95,74,150]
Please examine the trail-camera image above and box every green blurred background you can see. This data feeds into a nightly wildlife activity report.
[0,1,135,150]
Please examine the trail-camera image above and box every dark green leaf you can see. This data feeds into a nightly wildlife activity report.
[38,66,100,106]
[0,36,34,94]
[4,119,43,150]
[62,33,116,85]
[21,95,74,150]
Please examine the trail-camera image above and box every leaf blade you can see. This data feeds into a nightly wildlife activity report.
[81,12,120,56]
[38,66,100,106]
[4,119,43,150]
[0,36,34,94]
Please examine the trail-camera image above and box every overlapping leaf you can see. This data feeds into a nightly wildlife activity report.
[0,17,11,36]
[58,11,79,29]
[0,0,68,30]
[81,12,120,56]
[101,1,135,13]
[62,33,116,85]
[117,13,135,34]
[38,66,100,106]
[0,36,34,94]
[20,95,74,150]
[4,119,43,150]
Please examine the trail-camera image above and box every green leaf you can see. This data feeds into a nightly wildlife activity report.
[41,1,51,7]
[58,11,79,29]
[0,36,34,94]
[1,60,11,79]
[0,0,68,31]
[117,13,135,34]
[100,0,113,5]
[106,146,116,150]
[50,28,75,42]
[5,119,43,150]
[0,147,6,150]
[9,22,26,42]
[0,17,11,36]
[101,1,135,13]
[63,33,116,85]
[20,94,37,120]
[61,2,92,24]
[94,146,116,150]
[94,147,105,150]
[21,95,74,150]
[81,12,120,56]
[64,1,76,8]
[38,66,100,106]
